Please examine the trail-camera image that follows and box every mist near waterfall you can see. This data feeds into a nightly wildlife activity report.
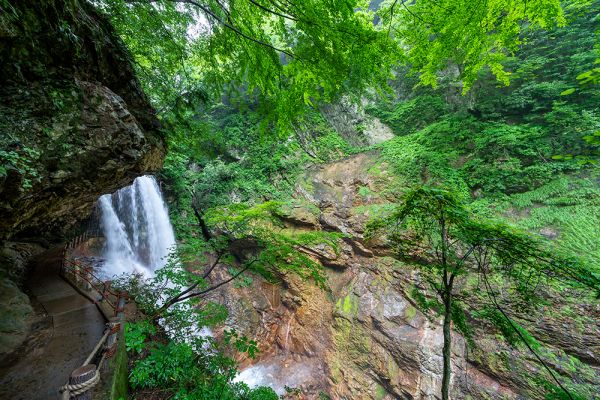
[98,175,176,278]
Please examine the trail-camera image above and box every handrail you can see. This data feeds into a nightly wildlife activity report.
[60,233,129,317]
[61,259,120,312]
[63,258,121,297]
[59,322,120,399]
[84,330,110,367]
[58,233,126,399]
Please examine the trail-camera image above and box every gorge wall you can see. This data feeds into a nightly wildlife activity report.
[214,152,600,399]
[0,0,164,359]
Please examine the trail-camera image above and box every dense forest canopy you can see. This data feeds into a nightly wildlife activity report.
[3,0,592,399]
[95,0,591,130]
[87,0,600,397]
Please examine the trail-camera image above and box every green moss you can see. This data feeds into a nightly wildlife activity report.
[386,357,399,381]
[374,383,387,400]
[333,317,371,361]
[358,185,372,199]
[351,203,397,217]
[336,293,359,317]
[290,199,320,217]
[110,329,129,400]
[367,162,385,177]
[329,360,342,383]
[404,305,417,321]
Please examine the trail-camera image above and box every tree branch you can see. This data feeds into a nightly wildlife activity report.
[126,0,298,58]
[246,0,298,21]
[177,259,257,302]
[481,270,574,400]
[153,251,224,316]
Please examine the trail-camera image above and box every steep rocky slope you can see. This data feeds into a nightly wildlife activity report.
[214,152,600,399]
[0,0,163,359]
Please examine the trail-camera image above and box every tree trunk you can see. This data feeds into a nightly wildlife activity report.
[441,292,452,400]
[191,203,212,241]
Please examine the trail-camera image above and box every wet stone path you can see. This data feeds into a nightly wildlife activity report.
[0,248,105,400]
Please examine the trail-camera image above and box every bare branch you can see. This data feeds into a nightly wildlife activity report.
[177,259,258,302]
[481,270,574,400]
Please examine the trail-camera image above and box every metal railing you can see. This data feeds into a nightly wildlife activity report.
[60,233,128,317]
[60,257,127,316]
[58,234,127,398]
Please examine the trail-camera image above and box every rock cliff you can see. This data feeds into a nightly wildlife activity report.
[0,0,163,359]
[216,152,600,399]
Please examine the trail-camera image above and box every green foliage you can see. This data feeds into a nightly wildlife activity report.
[366,185,600,398]
[450,303,474,346]
[116,198,341,398]
[125,320,156,354]
[540,380,589,400]
[223,329,259,359]
[367,94,449,134]
[375,109,593,198]
[577,67,600,85]
[410,286,442,316]
[0,147,41,189]
[318,391,332,400]
[129,340,198,389]
[98,0,400,130]
[501,178,600,268]
[161,105,340,228]
[121,272,276,400]
[378,0,568,91]
[370,1,600,198]
[474,307,541,350]
[204,201,343,287]
[312,130,353,162]
[127,336,277,399]
[98,0,573,134]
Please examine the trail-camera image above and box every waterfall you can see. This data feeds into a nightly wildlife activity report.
[98,175,176,278]
[97,175,261,387]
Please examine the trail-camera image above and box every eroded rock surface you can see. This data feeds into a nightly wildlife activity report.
[217,152,600,399]
[321,99,394,147]
[0,0,164,241]
[0,0,163,358]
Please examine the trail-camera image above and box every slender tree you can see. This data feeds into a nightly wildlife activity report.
[366,186,600,400]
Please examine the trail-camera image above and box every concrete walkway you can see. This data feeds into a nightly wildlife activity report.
[0,248,105,400]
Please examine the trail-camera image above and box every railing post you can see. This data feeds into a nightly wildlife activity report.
[83,266,92,291]
[61,246,67,274]
[105,317,120,357]
[114,292,126,318]
[74,261,81,284]
[68,364,96,399]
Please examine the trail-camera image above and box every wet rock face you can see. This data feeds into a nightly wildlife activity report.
[320,98,394,147]
[219,152,600,399]
[0,242,43,358]
[0,0,164,241]
[0,0,163,358]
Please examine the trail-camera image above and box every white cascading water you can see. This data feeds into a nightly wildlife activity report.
[98,175,278,391]
[98,175,176,278]
[98,175,212,336]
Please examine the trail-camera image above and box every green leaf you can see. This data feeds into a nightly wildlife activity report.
[559,88,576,96]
